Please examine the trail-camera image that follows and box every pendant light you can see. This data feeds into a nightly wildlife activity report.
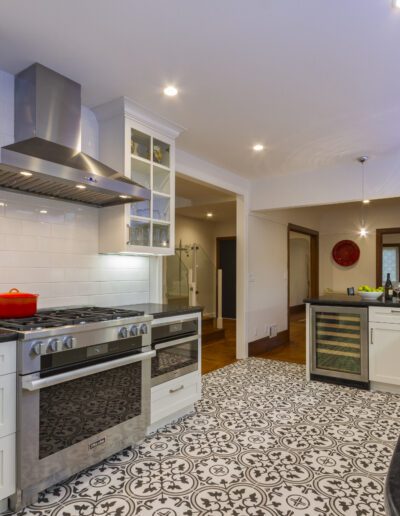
[357,156,369,237]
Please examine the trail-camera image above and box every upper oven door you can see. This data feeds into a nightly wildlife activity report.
[151,336,199,386]
[18,346,155,493]
[152,318,198,344]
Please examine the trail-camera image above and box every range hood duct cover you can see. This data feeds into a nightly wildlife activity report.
[0,63,150,207]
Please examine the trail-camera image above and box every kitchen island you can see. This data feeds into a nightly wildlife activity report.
[305,294,400,392]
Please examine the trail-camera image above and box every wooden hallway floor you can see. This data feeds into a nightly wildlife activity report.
[201,312,306,375]
[258,311,306,365]
[201,319,237,374]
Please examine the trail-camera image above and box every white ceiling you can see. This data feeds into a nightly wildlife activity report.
[1,1,400,180]
[175,175,236,222]
[176,200,236,223]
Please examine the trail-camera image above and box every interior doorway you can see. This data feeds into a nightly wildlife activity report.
[287,223,319,356]
[216,237,237,319]
[163,173,240,374]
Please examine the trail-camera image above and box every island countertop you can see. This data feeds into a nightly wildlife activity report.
[304,293,400,308]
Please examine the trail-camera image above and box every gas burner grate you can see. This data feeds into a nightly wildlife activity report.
[0,306,145,331]
[0,316,68,331]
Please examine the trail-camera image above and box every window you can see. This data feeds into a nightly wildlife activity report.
[382,246,399,283]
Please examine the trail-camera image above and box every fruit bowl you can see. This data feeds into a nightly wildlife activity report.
[358,291,383,300]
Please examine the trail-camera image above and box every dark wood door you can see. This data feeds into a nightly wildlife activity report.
[217,238,236,318]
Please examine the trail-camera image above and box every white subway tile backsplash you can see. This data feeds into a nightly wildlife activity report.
[0,191,151,308]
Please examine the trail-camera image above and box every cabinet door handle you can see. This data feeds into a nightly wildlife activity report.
[370,328,374,345]
[391,310,400,313]
[169,385,184,394]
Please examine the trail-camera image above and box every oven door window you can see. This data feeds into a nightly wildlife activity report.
[39,361,142,459]
[152,339,198,380]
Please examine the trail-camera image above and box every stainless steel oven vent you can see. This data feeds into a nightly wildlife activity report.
[0,63,150,207]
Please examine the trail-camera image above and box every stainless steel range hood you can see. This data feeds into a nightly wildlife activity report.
[0,63,150,207]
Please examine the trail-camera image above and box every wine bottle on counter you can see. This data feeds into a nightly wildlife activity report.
[385,273,394,301]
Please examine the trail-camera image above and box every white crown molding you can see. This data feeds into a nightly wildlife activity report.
[93,96,185,140]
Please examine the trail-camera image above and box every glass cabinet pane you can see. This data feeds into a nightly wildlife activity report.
[315,311,361,374]
[153,166,170,194]
[153,138,170,168]
[130,200,150,219]
[153,194,170,221]
[129,219,150,246]
[131,158,151,189]
[153,224,170,248]
[131,129,151,160]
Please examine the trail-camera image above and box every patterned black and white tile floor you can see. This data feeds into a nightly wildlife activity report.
[14,358,400,516]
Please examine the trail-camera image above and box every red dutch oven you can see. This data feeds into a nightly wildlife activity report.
[0,288,38,318]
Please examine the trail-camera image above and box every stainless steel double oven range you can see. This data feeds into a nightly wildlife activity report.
[0,307,154,511]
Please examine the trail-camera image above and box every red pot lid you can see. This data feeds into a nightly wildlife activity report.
[332,240,360,267]
[0,288,38,299]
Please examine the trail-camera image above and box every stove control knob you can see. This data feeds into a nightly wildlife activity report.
[63,336,76,350]
[48,338,61,353]
[130,325,138,337]
[31,341,43,356]
[119,326,128,339]
[140,323,148,335]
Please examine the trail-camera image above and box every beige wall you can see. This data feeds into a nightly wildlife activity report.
[248,198,400,342]
[174,214,236,316]
[318,200,400,293]
[289,232,310,307]
[248,208,319,341]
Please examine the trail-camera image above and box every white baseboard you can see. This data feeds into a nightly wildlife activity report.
[370,381,400,394]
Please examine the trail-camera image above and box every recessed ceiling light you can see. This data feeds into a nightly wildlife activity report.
[363,199,370,204]
[0,202,5,207]
[76,184,86,190]
[119,195,129,199]
[20,171,32,177]
[163,85,178,97]
[253,144,264,152]
[393,0,400,8]
[206,212,213,218]
[39,209,48,214]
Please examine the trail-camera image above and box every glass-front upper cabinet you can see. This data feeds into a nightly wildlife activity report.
[96,97,182,255]
[128,128,172,251]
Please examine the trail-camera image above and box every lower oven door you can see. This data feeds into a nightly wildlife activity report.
[16,348,155,508]
[152,336,199,386]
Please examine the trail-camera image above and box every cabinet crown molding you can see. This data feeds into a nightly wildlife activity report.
[93,96,185,140]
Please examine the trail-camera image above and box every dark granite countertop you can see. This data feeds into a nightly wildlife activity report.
[386,437,400,516]
[118,303,203,319]
[304,293,400,308]
[0,328,19,342]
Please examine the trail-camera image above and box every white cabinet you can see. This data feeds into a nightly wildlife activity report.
[94,97,183,255]
[150,371,201,431]
[369,322,400,386]
[0,433,16,503]
[0,341,16,505]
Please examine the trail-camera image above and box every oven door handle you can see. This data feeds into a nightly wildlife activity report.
[22,350,156,392]
[154,335,199,351]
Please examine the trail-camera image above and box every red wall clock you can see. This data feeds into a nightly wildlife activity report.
[332,240,360,267]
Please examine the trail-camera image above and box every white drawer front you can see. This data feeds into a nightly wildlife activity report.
[0,341,16,376]
[151,372,201,424]
[369,307,400,323]
[0,433,15,501]
[0,374,16,438]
